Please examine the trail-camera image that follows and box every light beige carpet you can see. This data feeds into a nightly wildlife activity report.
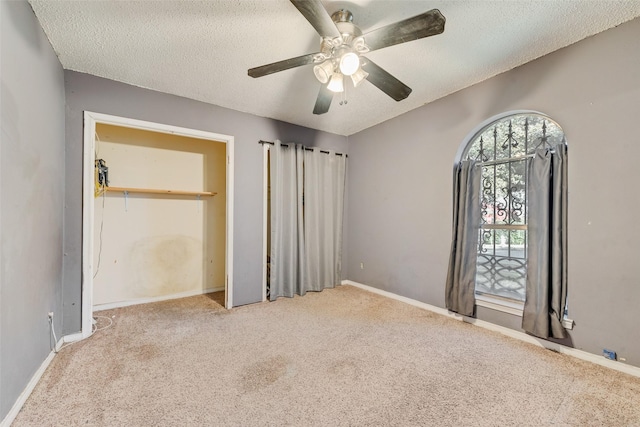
[14,286,640,426]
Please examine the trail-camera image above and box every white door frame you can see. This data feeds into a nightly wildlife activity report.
[261,143,269,302]
[82,111,235,339]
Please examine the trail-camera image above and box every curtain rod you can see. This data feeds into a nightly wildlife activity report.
[259,140,347,157]
[474,150,556,167]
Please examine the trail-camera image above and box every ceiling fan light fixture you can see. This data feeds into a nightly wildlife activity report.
[327,72,344,93]
[339,52,360,76]
[248,4,446,115]
[351,68,369,87]
[313,60,334,84]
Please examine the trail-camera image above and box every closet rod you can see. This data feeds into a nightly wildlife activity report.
[259,140,347,157]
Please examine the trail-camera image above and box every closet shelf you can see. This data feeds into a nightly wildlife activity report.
[104,186,216,197]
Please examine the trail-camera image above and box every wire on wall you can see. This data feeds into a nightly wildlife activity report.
[93,130,106,279]
[48,315,58,352]
[93,190,106,279]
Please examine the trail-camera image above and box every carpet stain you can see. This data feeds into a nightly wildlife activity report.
[134,343,161,361]
[104,359,125,384]
[43,340,91,392]
[43,353,74,392]
[329,358,362,382]
[241,355,289,392]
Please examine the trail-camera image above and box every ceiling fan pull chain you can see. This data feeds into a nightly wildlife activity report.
[340,83,348,106]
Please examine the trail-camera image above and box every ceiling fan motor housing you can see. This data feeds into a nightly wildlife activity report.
[331,9,362,40]
[331,9,353,24]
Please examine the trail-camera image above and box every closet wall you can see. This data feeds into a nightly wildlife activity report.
[93,124,226,306]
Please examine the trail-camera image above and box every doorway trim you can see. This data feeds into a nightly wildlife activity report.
[261,143,269,302]
[82,111,235,339]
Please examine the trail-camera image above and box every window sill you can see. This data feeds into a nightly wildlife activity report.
[475,294,524,316]
[475,294,574,330]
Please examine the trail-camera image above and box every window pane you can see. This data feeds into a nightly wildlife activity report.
[526,116,564,154]
[481,167,494,225]
[481,163,526,226]
[509,116,527,158]
[476,228,528,301]
[509,159,526,225]
[493,118,526,160]
[479,228,495,255]
[475,129,495,161]
[475,254,526,301]
[494,163,509,224]
[508,229,526,259]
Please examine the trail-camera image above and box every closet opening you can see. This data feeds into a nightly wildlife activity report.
[82,112,234,339]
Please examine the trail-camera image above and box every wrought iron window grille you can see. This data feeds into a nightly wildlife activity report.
[463,114,565,302]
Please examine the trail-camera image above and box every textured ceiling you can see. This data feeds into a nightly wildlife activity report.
[29,1,640,136]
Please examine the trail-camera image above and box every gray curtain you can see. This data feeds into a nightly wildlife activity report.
[445,160,481,316]
[522,144,568,339]
[269,141,304,300]
[302,148,346,294]
[269,142,346,301]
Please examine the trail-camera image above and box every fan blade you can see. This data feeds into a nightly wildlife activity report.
[361,58,412,101]
[290,0,341,38]
[248,53,319,78]
[313,83,333,115]
[363,9,445,52]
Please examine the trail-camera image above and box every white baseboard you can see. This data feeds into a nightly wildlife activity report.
[93,287,225,312]
[0,335,64,427]
[342,280,640,378]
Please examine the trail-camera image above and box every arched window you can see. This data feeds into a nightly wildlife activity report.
[461,112,566,303]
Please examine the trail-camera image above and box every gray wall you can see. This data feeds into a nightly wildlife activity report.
[0,1,66,419]
[346,18,640,367]
[63,71,348,333]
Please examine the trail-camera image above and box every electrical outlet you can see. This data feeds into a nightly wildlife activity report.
[360,262,364,270]
[603,349,617,360]
[48,312,54,319]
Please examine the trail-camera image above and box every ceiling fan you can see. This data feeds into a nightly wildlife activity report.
[248,0,446,115]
